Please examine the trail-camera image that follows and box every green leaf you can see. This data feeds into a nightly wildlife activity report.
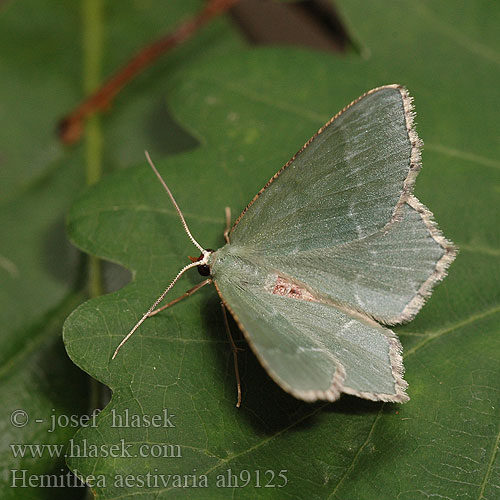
[0,2,88,496]
[64,0,499,498]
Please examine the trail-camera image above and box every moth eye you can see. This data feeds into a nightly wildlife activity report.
[197,264,211,276]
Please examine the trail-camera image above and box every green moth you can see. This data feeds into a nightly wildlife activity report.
[113,84,457,405]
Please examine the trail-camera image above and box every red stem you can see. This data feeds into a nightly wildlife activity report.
[58,0,238,144]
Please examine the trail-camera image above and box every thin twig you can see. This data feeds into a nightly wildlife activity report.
[58,0,238,144]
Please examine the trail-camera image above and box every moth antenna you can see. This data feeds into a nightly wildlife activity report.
[145,150,207,256]
[112,257,208,359]
[113,153,212,359]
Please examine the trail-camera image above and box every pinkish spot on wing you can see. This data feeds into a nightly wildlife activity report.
[272,276,318,302]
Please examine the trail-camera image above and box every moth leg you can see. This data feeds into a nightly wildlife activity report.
[220,301,242,408]
[148,279,212,317]
[223,206,231,244]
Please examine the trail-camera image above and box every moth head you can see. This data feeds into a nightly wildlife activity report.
[189,249,214,276]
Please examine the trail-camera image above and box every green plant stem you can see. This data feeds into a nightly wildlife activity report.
[83,0,104,298]
[82,4,104,497]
